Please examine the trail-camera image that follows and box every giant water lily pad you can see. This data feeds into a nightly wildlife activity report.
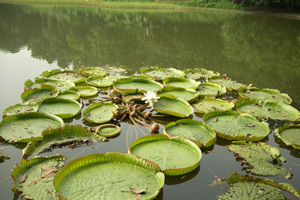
[213,172,300,199]
[129,134,202,175]
[193,97,234,114]
[210,77,251,90]
[38,98,82,119]
[197,82,226,97]
[228,142,285,176]
[275,124,300,150]
[42,69,86,84]
[12,155,66,200]
[203,110,269,141]
[23,124,107,157]
[236,98,300,121]
[153,94,193,118]
[163,77,200,90]
[184,68,220,80]
[56,90,80,100]
[3,102,39,117]
[21,86,58,103]
[72,86,98,97]
[113,76,163,94]
[164,119,216,148]
[79,67,107,77]
[157,88,199,102]
[25,77,75,92]
[239,88,292,104]
[83,102,118,124]
[53,152,164,200]
[96,124,121,138]
[87,76,115,87]
[140,66,185,81]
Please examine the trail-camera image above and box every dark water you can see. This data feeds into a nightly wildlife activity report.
[0,3,300,200]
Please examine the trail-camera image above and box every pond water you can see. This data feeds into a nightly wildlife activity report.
[0,3,300,200]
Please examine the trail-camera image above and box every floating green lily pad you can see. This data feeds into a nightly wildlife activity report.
[38,98,82,119]
[213,172,300,199]
[3,102,39,117]
[184,68,220,80]
[25,77,75,92]
[210,77,251,90]
[197,82,226,97]
[56,90,80,100]
[72,86,98,97]
[239,88,292,104]
[153,94,193,118]
[193,97,235,114]
[157,88,200,102]
[42,69,86,84]
[96,124,121,138]
[140,66,185,81]
[203,110,269,141]
[23,124,107,157]
[21,86,58,103]
[163,77,200,89]
[87,76,115,87]
[113,76,163,94]
[53,152,164,200]
[0,112,64,143]
[236,98,300,121]
[102,65,127,74]
[275,124,300,150]
[79,67,107,77]
[12,155,66,200]
[164,119,216,148]
[228,142,285,176]
[129,134,202,176]
[83,102,118,124]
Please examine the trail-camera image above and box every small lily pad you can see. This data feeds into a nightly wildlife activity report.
[42,69,86,84]
[3,103,39,117]
[275,124,300,150]
[0,112,64,143]
[38,98,82,119]
[21,86,58,103]
[53,153,164,200]
[184,68,220,80]
[203,110,269,141]
[163,77,201,89]
[236,98,300,121]
[164,119,216,148]
[153,94,193,118]
[193,97,235,114]
[79,67,107,77]
[210,77,251,90]
[157,88,200,102]
[140,66,185,81]
[83,102,118,124]
[87,76,115,87]
[25,77,75,92]
[96,124,121,138]
[72,86,98,97]
[113,76,163,94]
[11,155,66,200]
[56,90,80,100]
[197,82,226,97]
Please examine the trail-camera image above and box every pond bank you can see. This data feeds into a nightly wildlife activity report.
[1,0,300,20]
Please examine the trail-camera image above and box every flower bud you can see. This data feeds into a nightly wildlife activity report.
[151,124,160,132]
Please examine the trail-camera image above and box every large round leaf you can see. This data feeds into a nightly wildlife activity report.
[140,66,185,81]
[164,119,216,148]
[163,77,200,89]
[113,76,163,94]
[25,77,75,92]
[56,90,80,100]
[129,134,202,175]
[157,88,199,102]
[193,97,234,114]
[79,67,108,77]
[210,77,251,90]
[153,94,193,118]
[53,152,164,200]
[275,124,300,150]
[3,102,39,117]
[184,68,220,80]
[203,110,269,141]
[83,102,118,124]
[21,86,58,103]
[236,98,300,121]
[0,112,64,143]
[42,69,86,84]
[72,86,98,97]
[38,98,82,119]
[197,82,226,97]
[87,76,115,87]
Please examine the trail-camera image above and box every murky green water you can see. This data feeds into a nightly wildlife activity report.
[0,3,300,200]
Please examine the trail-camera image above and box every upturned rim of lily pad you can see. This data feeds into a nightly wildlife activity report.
[140,66,185,81]
[2,102,40,117]
[83,102,118,124]
[163,77,201,90]
[72,85,98,97]
[163,119,217,148]
[184,68,220,80]
[79,67,108,77]
[87,76,115,87]
[193,97,235,114]
[129,134,202,176]
[275,123,300,150]
[42,69,86,84]
[24,77,75,92]
[197,82,227,97]
[157,87,200,102]
[21,85,59,103]
[53,152,164,200]
[96,124,121,138]
[209,76,252,91]
[57,90,80,100]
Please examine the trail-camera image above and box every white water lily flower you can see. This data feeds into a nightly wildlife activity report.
[142,91,160,107]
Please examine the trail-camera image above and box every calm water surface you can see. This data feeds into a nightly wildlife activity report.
[0,3,300,200]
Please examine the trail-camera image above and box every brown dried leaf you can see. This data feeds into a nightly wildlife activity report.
[12,136,18,141]
[28,178,41,186]
[213,118,218,123]
[86,112,91,118]
[133,193,141,200]
[41,168,58,178]
[282,113,289,117]
[18,174,27,184]
[129,187,147,194]
[246,124,255,127]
